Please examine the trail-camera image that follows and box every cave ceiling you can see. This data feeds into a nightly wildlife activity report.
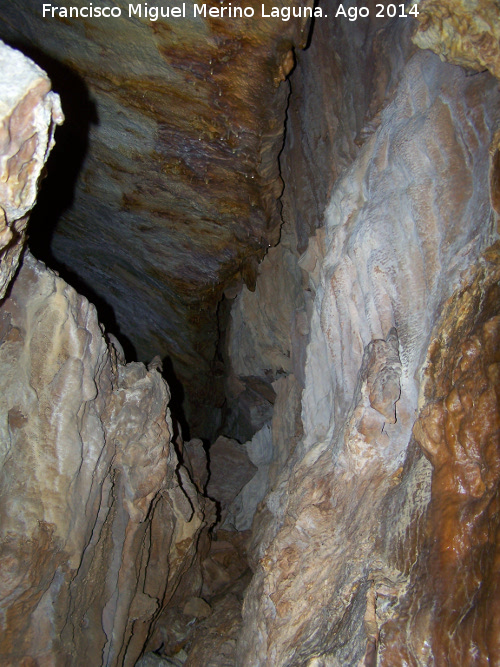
[0,0,311,434]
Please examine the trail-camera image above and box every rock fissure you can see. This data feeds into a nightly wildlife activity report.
[1,2,500,665]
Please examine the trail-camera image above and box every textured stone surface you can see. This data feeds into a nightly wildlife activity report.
[182,437,209,493]
[280,0,417,252]
[228,241,304,380]
[207,435,257,524]
[0,1,311,437]
[0,252,213,666]
[301,50,499,454]
[2,5,500,666]
[147,528,252,664]
[378,243,500,665]
[0,40,62,298]
[237,43,500,666]
[414,0,500,79]
[225,422,273,531]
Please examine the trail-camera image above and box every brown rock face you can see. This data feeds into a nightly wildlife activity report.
[0,44,213,667]
[1,3,500,666]
[379,245,500,664]
[414,0,500,79]
[0,0,311,436]
[235,13,500,665]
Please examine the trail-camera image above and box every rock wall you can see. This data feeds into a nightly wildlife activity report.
[231,8,500,666]
[0,0,312,438]
[0,42,213,667]
[2,3,500,665]
[0,42,62,298]
[379,243,500,664]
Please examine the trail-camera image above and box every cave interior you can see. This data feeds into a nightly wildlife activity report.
[0,0,499,665]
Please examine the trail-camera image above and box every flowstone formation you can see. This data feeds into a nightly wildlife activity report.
[228,3,500,664]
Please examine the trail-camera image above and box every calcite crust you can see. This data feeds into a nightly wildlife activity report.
[414,0,500,80]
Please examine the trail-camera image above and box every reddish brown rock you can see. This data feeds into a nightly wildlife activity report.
[236,24,500,666]
[378,244,500,665]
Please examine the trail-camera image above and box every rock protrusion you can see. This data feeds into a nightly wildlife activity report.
[0,40,63,299]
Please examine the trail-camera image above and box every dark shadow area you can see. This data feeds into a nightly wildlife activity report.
[162,356,191,441]
[57,263,138,361]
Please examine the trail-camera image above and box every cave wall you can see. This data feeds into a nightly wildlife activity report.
[0,0,312,438]
[1,1,499,665]
[227,3,500,664]
[0,42,214,667]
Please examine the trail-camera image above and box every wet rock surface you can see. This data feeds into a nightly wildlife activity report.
[378,244,500,664]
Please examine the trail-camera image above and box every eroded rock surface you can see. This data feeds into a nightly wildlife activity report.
[207,435,258,525]
[0,252,213,667]
[0,40,62,298]
[0,0,311,436]
[2,5,500,667]
[414,0,500,78]
[379,244,500,664]
[147,528,252,665]
[0,45,213,667]
[236,38,500,667]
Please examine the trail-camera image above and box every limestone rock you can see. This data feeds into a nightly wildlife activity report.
[0,40,62,299]
[414,0,500,80]
[301,49,499,454]
[228,243,304,380]
[183,593,243,667]
[148,529,251,664]
[223,374,276,444]
[237,46,500,666]
[135,654,182,667]
[207,435,257,523]
[378,244,500,663]
[182,437,209,494]
[0,1,312,437]
[225,423,273,531]
[182,596,212,619]
[0,253,211,666]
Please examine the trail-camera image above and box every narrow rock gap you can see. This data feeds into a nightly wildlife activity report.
[1,2,500,666]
